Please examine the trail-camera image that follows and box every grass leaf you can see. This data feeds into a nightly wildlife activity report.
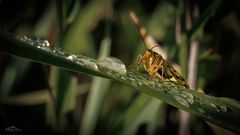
[0,31,240,133]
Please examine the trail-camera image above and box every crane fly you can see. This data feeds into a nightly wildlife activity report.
[129,11,189,88]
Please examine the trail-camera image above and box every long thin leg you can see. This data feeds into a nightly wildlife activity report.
[128,55,143,70]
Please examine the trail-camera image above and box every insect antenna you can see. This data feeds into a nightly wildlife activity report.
[149,45,160,51]
[128,11,148,50]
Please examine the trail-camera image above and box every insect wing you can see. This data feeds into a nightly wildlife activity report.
[162,60,189,88]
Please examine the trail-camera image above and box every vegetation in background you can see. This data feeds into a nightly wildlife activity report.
[0,0,240,135]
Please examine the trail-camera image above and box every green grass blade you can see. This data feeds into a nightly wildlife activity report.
[188,0,223,41]
[80,37,112,135]
[1,89,49,105]
[0,32,106,78]
[0,32,240,133]
[121,94,164,135]
[0,58,31,97]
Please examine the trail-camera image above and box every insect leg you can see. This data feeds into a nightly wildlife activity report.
[136,55,143,70]
[128,54,144,70]
[149,56,164,78]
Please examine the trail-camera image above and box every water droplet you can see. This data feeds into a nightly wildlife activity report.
[54,48,65,56]
[168,88,179,95]
[181,93,194,104]
[17,35,34,45]
[137,81,143,86]
[210,103,216,108]
[36,38,50,47]
[174,96,189,108]
[17,35,52,51]
[76,60,83,65]
[131,81,138,87]
[66,54,77,62]
[219,106,227,112]
[129,77,135,81]
[76,58,98,71]
[210,103,220,112]
[121,76,126,80]
[105,69,113,76]
[157,84,162,88]
[18,36,50,46]
[97,57,127,75]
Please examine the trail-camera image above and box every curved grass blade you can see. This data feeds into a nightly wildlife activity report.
[0,31,240,133]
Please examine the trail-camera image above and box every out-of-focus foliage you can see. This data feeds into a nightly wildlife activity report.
[0,0,240,135]
[1,30,239,133]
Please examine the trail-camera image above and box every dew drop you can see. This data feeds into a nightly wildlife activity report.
[17,35,52,51]
[76,58,98,71]
[210,103,216,108]
[131,81,138,87]
[36,38,50,47]
[129,77,135,81]
[121,76,126,80]
[66,54,77,62]
[174,96,189,108]
[97,57,127,75]
[182,93,194,104]
[210,103,220,112]
[220,105,227,112]
[17,35,34,45]
[55,48,66,56]
[137,81,143,86]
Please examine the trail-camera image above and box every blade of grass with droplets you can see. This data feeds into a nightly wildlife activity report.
[52,0,77,127]
[80,37,112,135]
[0,31,240,133]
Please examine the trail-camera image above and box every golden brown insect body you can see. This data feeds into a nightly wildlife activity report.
[128,11,189,88]
[136,49,189,88]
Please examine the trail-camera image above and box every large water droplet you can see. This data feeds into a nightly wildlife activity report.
[76,57,98,71]
[15,35,101,72]
[97,57,127,75]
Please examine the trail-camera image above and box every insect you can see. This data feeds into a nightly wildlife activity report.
[129,11,189,88]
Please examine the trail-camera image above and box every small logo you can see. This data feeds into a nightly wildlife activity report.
[5,126,22,132]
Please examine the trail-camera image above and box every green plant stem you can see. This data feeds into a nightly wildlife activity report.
[188,0,223,41]
[0,32,240,133]
[55,0,66,47]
